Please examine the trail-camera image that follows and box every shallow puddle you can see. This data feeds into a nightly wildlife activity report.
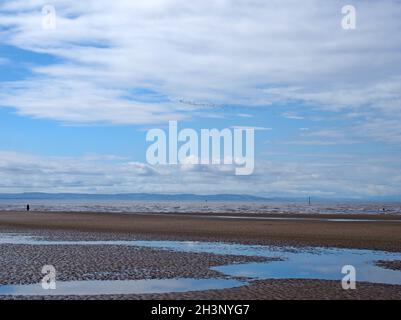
[193,215,401,223]
[213,249,401,285]
[0,278,244,296]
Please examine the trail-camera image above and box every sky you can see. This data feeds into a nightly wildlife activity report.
[0,0,401,198]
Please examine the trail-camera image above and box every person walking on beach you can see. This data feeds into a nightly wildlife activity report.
[26,204,30,212]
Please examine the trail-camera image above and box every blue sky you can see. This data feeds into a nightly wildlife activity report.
[0,0,401,198]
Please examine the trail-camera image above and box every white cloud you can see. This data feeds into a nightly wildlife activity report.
[0,0,400,127]
[1,150,400,197]
[231,126,272,131]
[282,112,304,120]
[0,79,188,124]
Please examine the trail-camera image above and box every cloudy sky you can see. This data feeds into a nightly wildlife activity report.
[0,0,401,198]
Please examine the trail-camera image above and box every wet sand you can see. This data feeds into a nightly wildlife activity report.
[1,211,401,251]
[375,260,401,271]
[1,211,401,299]
[0,240,267,285]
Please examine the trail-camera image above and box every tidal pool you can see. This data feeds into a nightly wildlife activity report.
[1,232,401,295]
[0,278,244,296]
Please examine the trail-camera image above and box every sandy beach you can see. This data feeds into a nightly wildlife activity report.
[1,210,401,300]
[1,210,401,251]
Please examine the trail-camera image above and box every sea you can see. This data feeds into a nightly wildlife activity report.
[0,200,400,215]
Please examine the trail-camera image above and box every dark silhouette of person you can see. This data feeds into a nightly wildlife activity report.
[27,204,30,212]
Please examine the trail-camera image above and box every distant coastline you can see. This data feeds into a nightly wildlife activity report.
[0,192,399,203]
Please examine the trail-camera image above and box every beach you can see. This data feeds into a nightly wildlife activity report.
[1,210,401,299]
[1,210,401,250]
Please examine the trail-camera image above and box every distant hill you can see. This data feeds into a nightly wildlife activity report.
[0,192,270,202]
[0,193,398,202]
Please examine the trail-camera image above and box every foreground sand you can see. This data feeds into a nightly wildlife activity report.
[1,211,401,299]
